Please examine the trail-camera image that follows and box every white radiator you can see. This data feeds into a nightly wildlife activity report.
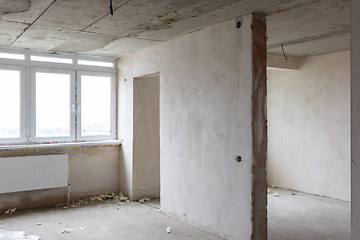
[0,154,68,194]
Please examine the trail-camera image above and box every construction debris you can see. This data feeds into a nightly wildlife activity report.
[61,229,71,234]
[4,208,16,215]
[166,226,171,234]
[272,185,278,189]
[90,193,128,202]
[116,192,129,201]
[273,192,280,197]
[55,192,129,209]
[90,196,104,202]
[267,188,272,194]
[139,198,150,204]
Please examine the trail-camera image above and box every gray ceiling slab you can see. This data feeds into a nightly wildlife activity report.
[0,20,29,46]
[34,0,129,31]
[82,37,160,57]
[84,0,241,38]
[11,25,67,50]
[0,0,351,58]
[267,0,350,47]
[268,32,350,57]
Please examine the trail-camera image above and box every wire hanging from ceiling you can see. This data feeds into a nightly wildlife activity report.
[281,44,288,60]
[109,0,113,15]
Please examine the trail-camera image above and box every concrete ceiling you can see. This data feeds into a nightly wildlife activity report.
[0,0,350,58]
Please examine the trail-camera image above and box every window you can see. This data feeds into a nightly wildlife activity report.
[31,56,73,64]
[0,48,116,145]
[32,70,74,140]
[0,53,24,60]
[0,68,25,143]
[79,74,114,139]
[78,60,114,67]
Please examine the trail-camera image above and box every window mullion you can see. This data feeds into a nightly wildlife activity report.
[25,66,31,144]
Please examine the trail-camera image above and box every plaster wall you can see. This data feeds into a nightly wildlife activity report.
[267,51,350,201]
[0,145,120,211]
[118,15,255,239]
[133,75,160,199]
[351,0,360,238]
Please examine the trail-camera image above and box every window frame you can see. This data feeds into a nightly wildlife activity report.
[0,65,26,144]
[77,71,116,141]
[30,68,76,143]
[0,47,117,146]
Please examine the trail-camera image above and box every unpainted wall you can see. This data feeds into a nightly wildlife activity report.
[133,75,160,199]
[267,51,350,201]
[0,145,120,211]
[118,15,258,239]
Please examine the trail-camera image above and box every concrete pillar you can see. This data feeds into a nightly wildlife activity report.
[251,13,267,240]
[351,0,360,239]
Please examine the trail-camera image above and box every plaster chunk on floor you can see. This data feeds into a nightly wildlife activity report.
[55,192,129,209]
[267,188,272,194]
[5,208,16,215]
[273,192,280,197]
[139,198,150,204]
[61,229,71,234]
[90,192,128,202]
[0,229,40,240]
[166,226,171,234]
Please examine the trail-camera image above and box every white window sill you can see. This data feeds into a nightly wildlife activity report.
[0,140,122,151]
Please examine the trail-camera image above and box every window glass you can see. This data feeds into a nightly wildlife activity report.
[78,60,114,67]
[31,56,72,64]
[81,75,111,136]
[0,70,21,138]
[36,72,70,137]
[0,53,24,60]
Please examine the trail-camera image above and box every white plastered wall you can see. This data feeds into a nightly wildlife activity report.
[267,51,350,201]
[133,75,160,199]
[118,15,255,239]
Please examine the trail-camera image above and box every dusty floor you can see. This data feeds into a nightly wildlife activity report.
[0,189,351,240]
[268,188,351,240]
[0,200,222,240]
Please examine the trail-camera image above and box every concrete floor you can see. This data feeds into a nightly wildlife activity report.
[0,189,350,240]
[268,188,351,240]
[0,200,222,240]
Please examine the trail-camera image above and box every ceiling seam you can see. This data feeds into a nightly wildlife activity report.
[125,37,163,42]
[268,27,350,49]
[9,0,58,47]
[1,19,31,26]
[80,0,132,32]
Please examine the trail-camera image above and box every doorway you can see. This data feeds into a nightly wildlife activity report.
[132,73,160,200]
